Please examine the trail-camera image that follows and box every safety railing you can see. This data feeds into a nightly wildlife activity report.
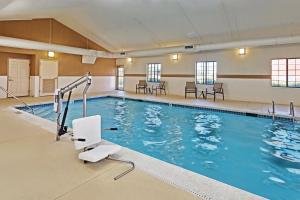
[0,86,34,114]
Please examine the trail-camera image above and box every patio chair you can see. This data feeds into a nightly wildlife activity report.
[136,80,147,94]
[185,82,197,98]
[152,81,166,96]
[205,82,224,101]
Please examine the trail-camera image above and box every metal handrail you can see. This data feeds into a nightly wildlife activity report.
[268,101,275,121]
[0,86,34,114]
[60,73,89,91]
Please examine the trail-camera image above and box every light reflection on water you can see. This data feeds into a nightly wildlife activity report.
[192,113,222,152]
[263,122,300,163]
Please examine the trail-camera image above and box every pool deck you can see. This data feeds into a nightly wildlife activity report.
[0,90,297,200]
[0,93,200,200]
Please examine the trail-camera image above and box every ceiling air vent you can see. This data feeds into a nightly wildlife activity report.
[184,45,194,49]
[120,52,126,55]
[82,55,96,64]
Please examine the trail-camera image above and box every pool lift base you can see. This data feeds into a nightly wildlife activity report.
[75,137,135,180]
[82,154,135,180]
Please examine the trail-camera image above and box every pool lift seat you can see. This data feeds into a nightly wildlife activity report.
[72,115,135,180]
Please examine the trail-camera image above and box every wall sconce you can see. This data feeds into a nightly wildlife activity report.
[48,51,55,58]
[239,48,246,55]
[127,57,132,63]
[171,54,178,61]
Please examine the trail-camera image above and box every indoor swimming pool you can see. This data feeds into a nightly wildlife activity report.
[20,97,300,200]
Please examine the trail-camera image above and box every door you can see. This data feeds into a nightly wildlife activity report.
[8,59,30,97]
[40,60,58,96]
[116,67,124,90]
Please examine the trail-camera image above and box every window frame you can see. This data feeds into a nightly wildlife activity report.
[271,58,300,88]
[147,63,161,83]
[195,61,217,85]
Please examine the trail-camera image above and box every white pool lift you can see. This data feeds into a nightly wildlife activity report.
[53,74,134,180]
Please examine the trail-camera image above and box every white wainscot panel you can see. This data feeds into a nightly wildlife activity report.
[0,76,7,98]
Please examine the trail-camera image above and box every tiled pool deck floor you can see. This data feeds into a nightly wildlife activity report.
[0,91,298,200]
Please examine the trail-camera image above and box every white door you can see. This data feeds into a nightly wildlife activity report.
[39,60,58,96]
[8,59,30,97]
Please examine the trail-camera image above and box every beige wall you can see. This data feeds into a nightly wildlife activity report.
[0,19,116,98]
[117,44,300,105]
[0,19,116,76]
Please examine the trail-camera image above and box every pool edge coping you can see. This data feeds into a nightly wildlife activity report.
[15,93,299,122]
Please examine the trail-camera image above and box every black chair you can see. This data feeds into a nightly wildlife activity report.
[185,82,197,98]
[136,80,147,94]
[152,81,166,96]
[206,83,224,101]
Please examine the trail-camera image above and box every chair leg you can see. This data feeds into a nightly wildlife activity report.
[214,93,216,101]
[195,91,197,99]
[164,89,166,95]
[223,93,224,100]
[185,92,187,99]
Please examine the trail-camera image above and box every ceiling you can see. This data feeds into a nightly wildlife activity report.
[1,0,300,52]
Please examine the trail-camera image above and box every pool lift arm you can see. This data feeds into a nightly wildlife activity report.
[54,73,92,141]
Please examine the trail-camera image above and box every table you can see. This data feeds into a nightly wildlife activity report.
[198,90,206,99]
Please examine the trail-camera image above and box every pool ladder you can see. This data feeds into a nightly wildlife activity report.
[290,102,295,123]
[268,101,296,122]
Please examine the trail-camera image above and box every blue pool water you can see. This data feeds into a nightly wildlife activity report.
[22,97,300,200]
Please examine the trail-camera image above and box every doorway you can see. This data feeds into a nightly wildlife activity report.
[39,60,58,96]
[116,66,124,90]
[8,58,30,97]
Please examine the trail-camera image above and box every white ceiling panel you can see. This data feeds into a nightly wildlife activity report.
[1,0,300,51]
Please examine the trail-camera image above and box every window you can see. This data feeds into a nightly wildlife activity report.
[196,61,217,84]
[147,63,161,82]
[272,58,300,88]
[116,67,124,90]
[288,59,300,87]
